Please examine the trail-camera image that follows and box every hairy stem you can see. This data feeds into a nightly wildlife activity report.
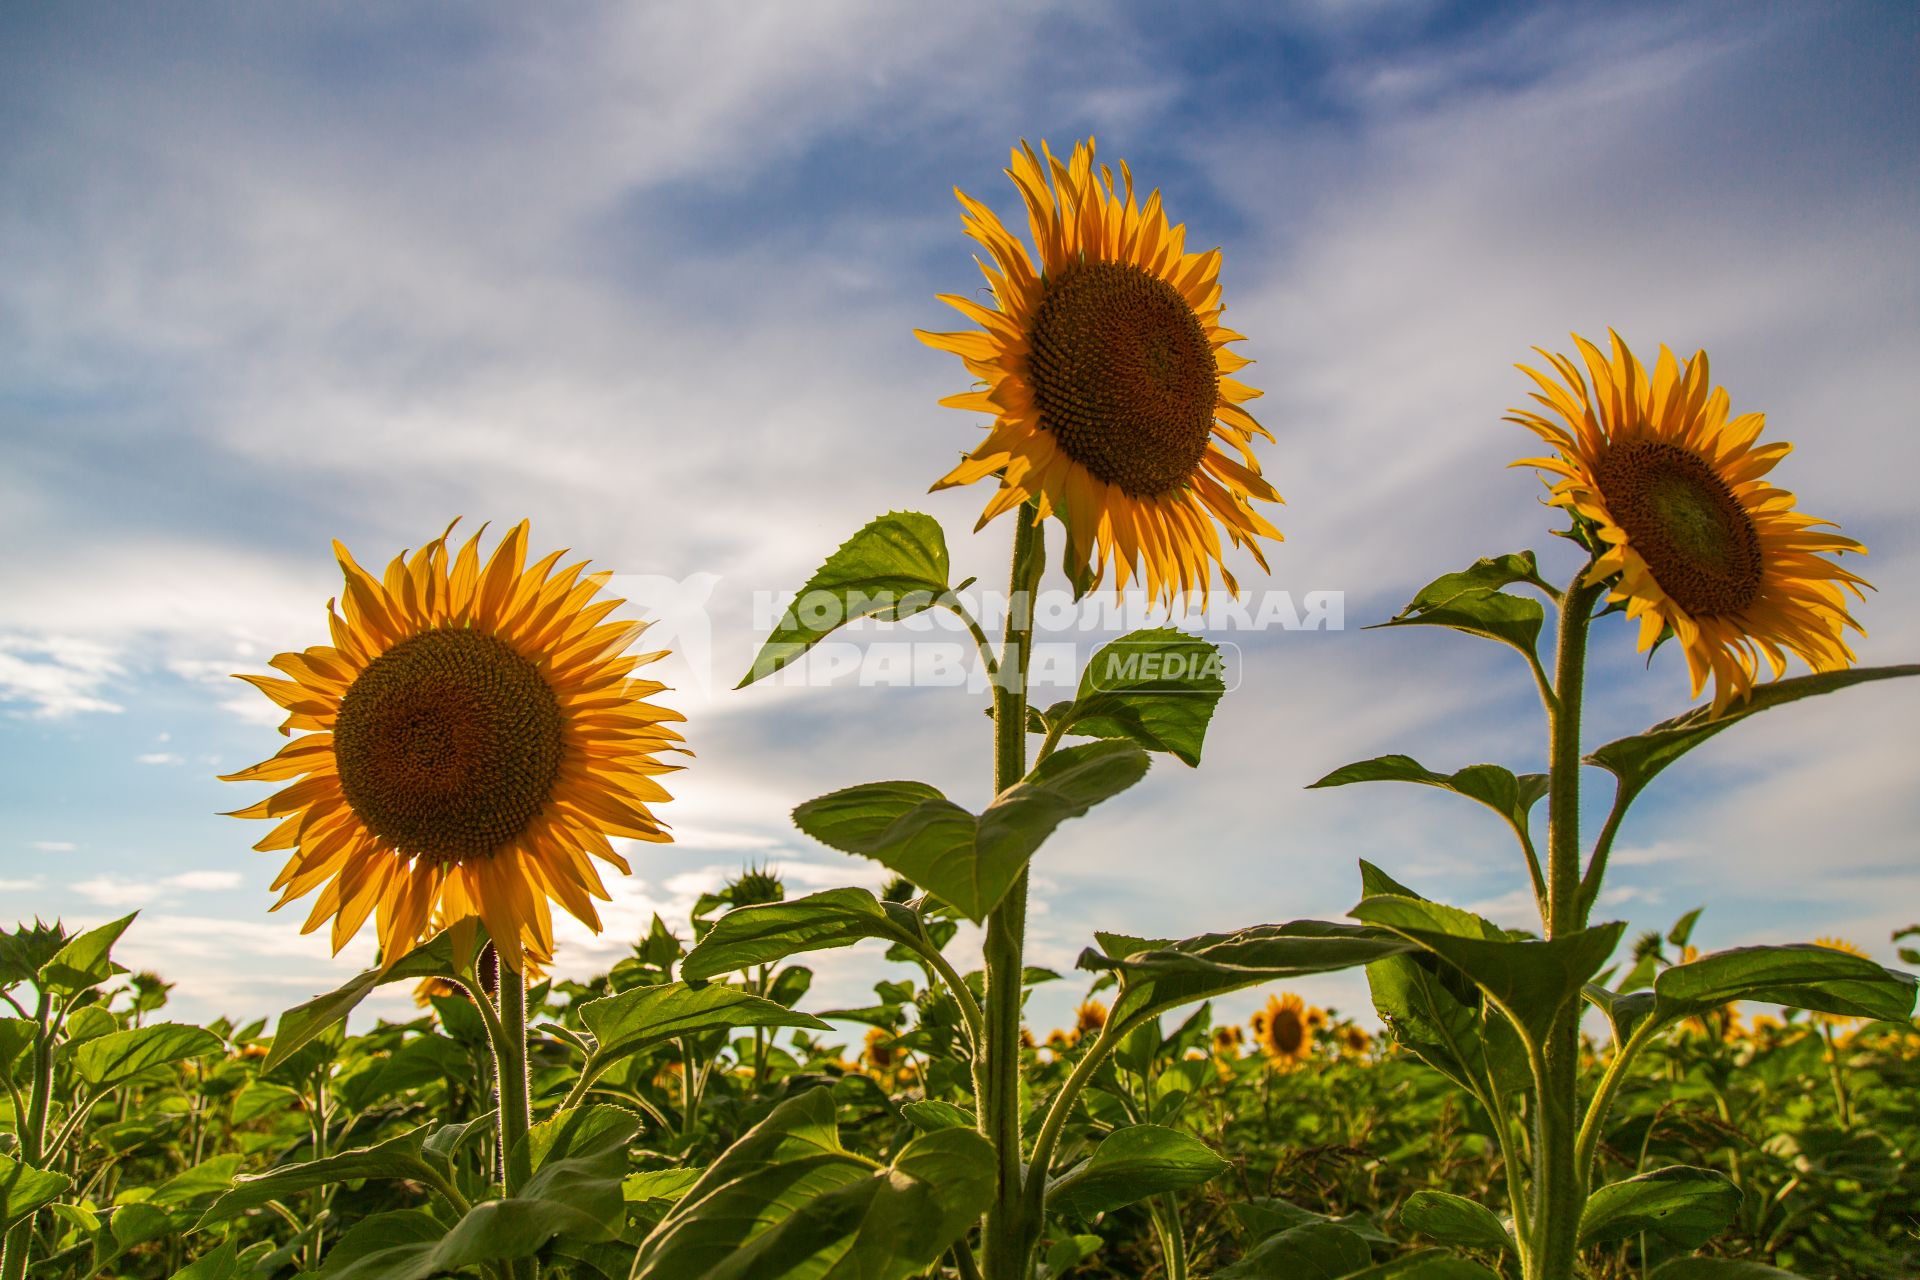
[1530,570,1603,1280]
[981,511,1044,1280]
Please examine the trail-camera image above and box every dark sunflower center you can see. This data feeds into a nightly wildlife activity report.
[1593,440,1763,617]
[1026,260,1218,498]
[1269,1009,1305,1056]
[333,627,563,863]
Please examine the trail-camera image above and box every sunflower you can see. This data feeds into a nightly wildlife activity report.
[1509,332,1869,714]
[1212,1023,1244,1057]
[223,521,686,973]
[1338,1024,1371,1058]
[1255,993,1315,1065]
[917,138,1282,603]
[1074,998,1109,1041]
[863,1027,899,1072]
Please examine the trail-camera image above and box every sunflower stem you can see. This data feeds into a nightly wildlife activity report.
[1530,569,1603,1280]
[982,510,1044,1280]
[495,966,534,1195]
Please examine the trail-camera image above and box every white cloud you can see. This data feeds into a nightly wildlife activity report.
[136,751,184,765]
[29,841,76,853]
[0,878,45,893]
[0,634,124,717]
[72,870,247,907]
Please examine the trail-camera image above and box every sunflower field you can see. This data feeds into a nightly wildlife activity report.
[4,134,1916,1280]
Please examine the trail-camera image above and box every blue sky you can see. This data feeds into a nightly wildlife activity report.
[2,1,1916,1037]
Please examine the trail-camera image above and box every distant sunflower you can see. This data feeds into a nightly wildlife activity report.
[1074,998,1109,1042]
[1509,332,1869,714]
[1255,993,1314,1065]
[1338,1025,1371,1058]
[917,138,1282,603]
[223,521,686,973]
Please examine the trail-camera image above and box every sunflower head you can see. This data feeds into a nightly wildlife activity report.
[1509,331,1870,714]
[1339,1025,1371,1057]
[724,864,786,908]
[862,1026,898,1072]
[222,521,687,973]
[1074,999,1109,1040]
[917,138,1283,605]
[1256,992,1313,1064]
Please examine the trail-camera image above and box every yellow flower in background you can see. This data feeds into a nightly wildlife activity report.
[1074,999,1109,1042]
[1338,1024,1371,1058]
[1213,1024,1244,1057]
[863,1027,899,1071]
[1254,993,1315,1065]
[223,521,687,973]
[1509,332,1869,714]
[917,137,1282,603]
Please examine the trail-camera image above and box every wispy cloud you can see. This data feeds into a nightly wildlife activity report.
[72,870,246,908]
[0,634,124,717]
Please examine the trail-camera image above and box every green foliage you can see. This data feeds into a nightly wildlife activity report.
[1372,552,1550,659]
[793,740,1150,921]
[1038,628,1227,766]
[738,511,955,687]
[1578,1166,1742,1249]
[1588,664,1920,803]
[1045,1125,1228,1217]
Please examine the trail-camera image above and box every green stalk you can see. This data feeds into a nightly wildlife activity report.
[1530,571,1603,1280]
[0,992,56,1280]
[981,512,1044,1280]
[495,966,536,1280]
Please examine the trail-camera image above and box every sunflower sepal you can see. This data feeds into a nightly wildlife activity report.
[737,510,956,689]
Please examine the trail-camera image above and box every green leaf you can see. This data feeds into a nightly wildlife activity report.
[633,1088,994,1280]
[1046,1125,1227,1216]
[1351,894,1624,1045]
[1588,665,1920,800]
[1079,921,1414,1028]
[0,1153,71,1230]
[1310,756,1547,841]
[1367,946,1527,1099]
[37,913,136,994]
[168,1240,241,1280]
[64,1003,119,1047]
[149,1155,249,1209]
[682,888,921,981]
[1217,1222,1373,1279]
[199,1124,437,1227]
[1581,985,1657,1045]
[1049,628,1227,766]
[76,1023,224,1089]
[1398,1191,1515,1255]
[793,741,1150,921]
[738,511,952,687]
[318,1210,444,1278]
[0,1019,32,1085]
[109,1200,175,1250]
[901,1099,975,1133]
[578,982,826,1075]
[1652,944,1916,1024]
[1342,1250,1504,1280]
[1374,553,1547,658]
[262,931,466,1073]
[1645,1261,1806,1280]
[1579,1165,1741,1248]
